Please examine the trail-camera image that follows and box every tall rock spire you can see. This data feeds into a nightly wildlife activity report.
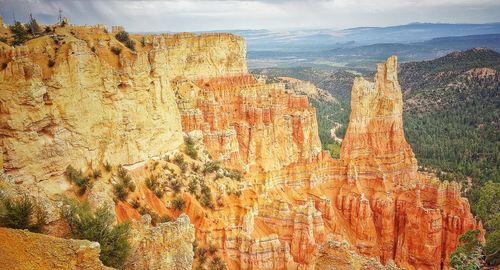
[340,56,417,184]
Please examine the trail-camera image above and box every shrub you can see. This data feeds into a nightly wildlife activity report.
[203,161,220,175]
[115,31,129,43]
[0,37,7,43]
[65,165,91,195]
[125,39,135,51]
[9,21,29,46]
[196,247,208,264]
[225,169,242,181]
[111,46,122,55]
[450,230,483,270]
[138,206,162,226]
[104,162,112,172]
[145,177,158,191]
[48,58,55,68]
[185,136,198,159]
[92,169,101,179]
[63,199,130,268]
[113,167,135,201]
[199,184,214,209]
[172,197,186,211]
[210,256,226,270]
[115,31,135,51]
[188,179,198,195]
[191,164,201,173]
[170,180,182,194]
[113,183,129,201]
[208,244,217,255]
[130,198,141,209]
[154,189,164,198]
[28,16,42,36]
[0,195,45,232]
[140,36,146,47]
[44,26,52,33]
[173,153,185,166]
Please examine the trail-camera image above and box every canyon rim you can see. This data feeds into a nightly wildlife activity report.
[0,15,488,270]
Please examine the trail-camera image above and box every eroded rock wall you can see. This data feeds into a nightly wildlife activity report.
[0,25,246,194]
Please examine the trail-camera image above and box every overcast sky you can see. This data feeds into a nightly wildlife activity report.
[1,0,499,32]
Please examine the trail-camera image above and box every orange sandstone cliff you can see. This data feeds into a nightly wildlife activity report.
[0,20,481,270]
[174,55,482,270]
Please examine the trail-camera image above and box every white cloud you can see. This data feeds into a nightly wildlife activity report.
[0,0,499,31]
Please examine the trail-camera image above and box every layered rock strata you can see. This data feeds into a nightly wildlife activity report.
[176,56,481,270]
[0,21,482,270]
[174,74,322,172]
[0,24,246,190]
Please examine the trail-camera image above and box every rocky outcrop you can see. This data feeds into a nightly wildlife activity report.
[174,74,322,172]
[0,24,246,193]
[0,227,111,270]
[0,21,481,270]
[187,56,481,270]
[126,214,195,270]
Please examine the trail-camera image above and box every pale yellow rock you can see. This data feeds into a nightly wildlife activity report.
[0,26,247,198]
[0,227,112,270]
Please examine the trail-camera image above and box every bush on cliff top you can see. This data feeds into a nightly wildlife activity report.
[115,30,135,51]
[0,195,46,233]
[63,199,130,269]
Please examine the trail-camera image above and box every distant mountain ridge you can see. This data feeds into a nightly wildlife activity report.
[247,33,500,70]
[226,22,500,51]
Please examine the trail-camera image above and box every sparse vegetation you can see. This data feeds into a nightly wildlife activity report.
[92,169,101,179]
[113,166,136,201]
[48,58,55,68]
[203,161,220,175]
[63,199,130,269]
[111,46,122,55]
[224,169,242,181]
[0,195,46,233]
[172,197,186,211]
[145,177,164,198]
[65,165,91,195]
[27,15,42,36]
[184,136,198,159]
[130,198,141,209]
[9,21,29,46]
[115,30,135,51]
[104,162,112,172]
[450,230,483,270]
[0,37,7,43]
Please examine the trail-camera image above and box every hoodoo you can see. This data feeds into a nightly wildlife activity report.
[0,21,482,270]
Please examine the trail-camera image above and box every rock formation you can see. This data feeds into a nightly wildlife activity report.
[0,21,482,270]
[0,24,246,191]
[126,214,195,270]
[0,227,112,270]
[174,74,322,172]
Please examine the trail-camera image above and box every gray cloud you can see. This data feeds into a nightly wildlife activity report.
[1,0,499,32]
